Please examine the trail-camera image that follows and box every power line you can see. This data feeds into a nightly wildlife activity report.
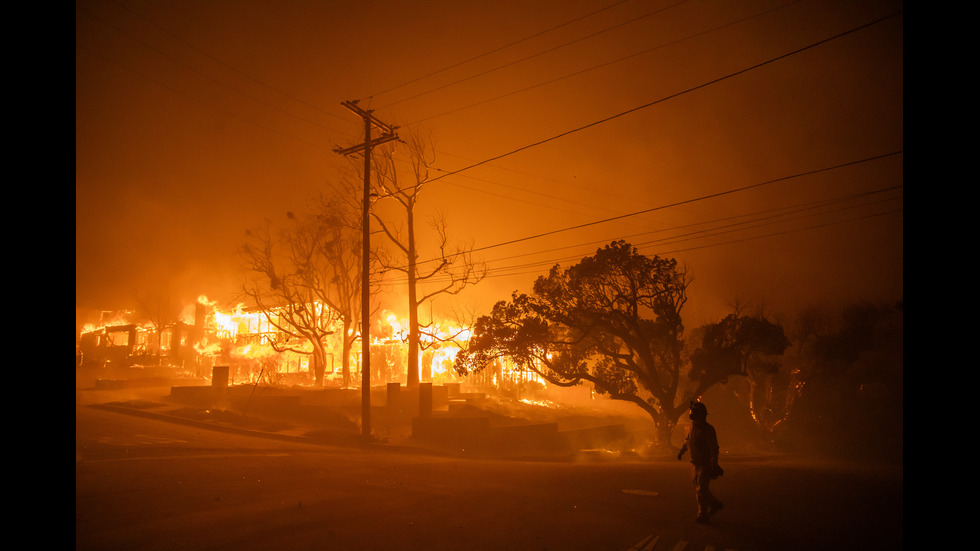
[410,0,804,125]
[376,10,902,199]
[394,151,902,279]
[404,200,902,286]
[479,185,903,269]
[363,0,636,100]
[467,151,902,255]
[376,0,690,110]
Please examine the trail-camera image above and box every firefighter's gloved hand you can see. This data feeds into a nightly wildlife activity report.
[677,451,684,461]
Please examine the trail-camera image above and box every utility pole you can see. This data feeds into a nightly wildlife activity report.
[334,100,398,439]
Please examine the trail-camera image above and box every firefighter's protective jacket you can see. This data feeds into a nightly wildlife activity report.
[684,421,719,466]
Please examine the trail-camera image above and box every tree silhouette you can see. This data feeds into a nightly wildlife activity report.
[369,129,486,387]
[241,189,372,387]
[785,300,903,461]
[690,307,792,433]
[455,241,692,448]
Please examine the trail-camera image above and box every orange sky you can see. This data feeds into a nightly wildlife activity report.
[76,0,903,328]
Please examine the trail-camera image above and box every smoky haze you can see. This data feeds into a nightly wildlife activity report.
[76,0,902,330]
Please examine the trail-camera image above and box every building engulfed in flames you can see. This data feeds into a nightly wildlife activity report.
[77,296,545,393]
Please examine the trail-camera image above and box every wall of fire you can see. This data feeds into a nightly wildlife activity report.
[76,301,547,391]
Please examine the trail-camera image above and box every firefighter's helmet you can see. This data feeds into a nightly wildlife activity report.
[689,401,708,419]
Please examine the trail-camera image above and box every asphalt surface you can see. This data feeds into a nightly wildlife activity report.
[76,383,903,551]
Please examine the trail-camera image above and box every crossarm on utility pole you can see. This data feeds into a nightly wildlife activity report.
[333,99,398,439]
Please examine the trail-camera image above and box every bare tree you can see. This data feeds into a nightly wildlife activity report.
[240,187,370,387]
[313,185,376,388]
[369,129,486,386]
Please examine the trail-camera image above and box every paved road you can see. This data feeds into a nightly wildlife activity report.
[76,404,902,551]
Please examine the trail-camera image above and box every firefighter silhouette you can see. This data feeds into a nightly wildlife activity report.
[677,401,724,523]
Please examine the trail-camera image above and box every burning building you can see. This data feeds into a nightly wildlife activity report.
[76,315,198,373]
[76,296,547,394]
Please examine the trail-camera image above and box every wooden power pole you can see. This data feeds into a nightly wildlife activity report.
[334,100,398,438]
